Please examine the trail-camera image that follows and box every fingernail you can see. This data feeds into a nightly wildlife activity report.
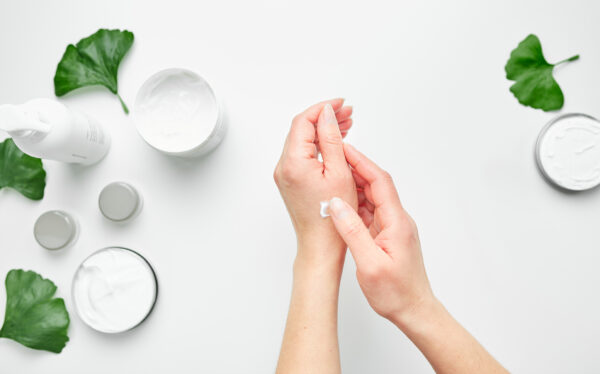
[329,197,349,219]
[322,103,335,123]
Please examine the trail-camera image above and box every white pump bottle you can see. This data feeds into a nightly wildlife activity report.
[0,98,110,164]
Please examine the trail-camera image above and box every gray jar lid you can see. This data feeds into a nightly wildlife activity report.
[99,182,142,222]
[34,210,78,250]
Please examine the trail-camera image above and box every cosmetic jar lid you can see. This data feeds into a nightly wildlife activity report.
[33,210,78,250]
[99,182,142,222]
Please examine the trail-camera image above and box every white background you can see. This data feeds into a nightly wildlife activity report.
[1,0,599,373]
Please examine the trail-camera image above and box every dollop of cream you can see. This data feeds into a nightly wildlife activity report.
[72,247,157,333]
[537,114,600,191]
[320,201,330,218]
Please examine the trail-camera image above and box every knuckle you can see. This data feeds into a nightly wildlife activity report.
[321,134,342,147]
[342,171,355,185]
[409,217,419,236]
[361,262,384,282]
[405,214,418,234]
[353,157,364,170]
[328,170,351,185]
[398,216,420,244]
[380,170,393,183]
[360,266,376,282]
[343,218,363,237]
[279,161,299,183]
[273,165,281,185]
[291,114,303,125]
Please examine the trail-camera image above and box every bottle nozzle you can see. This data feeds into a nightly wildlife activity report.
[0,104,51,136]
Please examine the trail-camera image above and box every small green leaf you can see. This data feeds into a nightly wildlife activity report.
[54,29,134,114]
[505,34,579,111]
[0,138,46,200]
[0,270,70,353]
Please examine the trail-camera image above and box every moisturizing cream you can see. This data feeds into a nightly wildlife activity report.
[536,113,600,191]
[133,68,225,157]
[72,247,158,333]
[320,201,330,218]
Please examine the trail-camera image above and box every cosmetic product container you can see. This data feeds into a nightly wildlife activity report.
[133,68,226,157]
[98,181,143,222]
[0,98,110,164]
[33,210,78,250]
[72,247,158,333]
[535,113,600,191]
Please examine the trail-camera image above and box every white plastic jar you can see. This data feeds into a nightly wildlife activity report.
[133,68,226,157]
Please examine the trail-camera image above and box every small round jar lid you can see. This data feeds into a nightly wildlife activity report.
[99,182,142,222]
[34,210,77,250]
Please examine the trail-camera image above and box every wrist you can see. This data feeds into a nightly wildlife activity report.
[293,248,345,278]
[391,294,446,334]
[296,227,346,250]
[291,248,345,312]
[295,216,346,246]
[295,231,346,271]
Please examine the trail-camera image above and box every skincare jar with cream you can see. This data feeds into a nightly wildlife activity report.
[72,247,158,333]
[535,113,600,191]
[133,68,226,157]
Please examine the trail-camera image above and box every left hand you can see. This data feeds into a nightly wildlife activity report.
[274,98,357,265]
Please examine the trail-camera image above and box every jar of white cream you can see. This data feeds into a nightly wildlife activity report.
[133,68,226,157]
[72,247,158,333]
[535,113,600,191]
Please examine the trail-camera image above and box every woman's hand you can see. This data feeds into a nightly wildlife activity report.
[327,143,434,325]
[274,99,356,374]
[327,144,508,374]
[274,99,357,267]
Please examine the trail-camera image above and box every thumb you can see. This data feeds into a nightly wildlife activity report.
[328,197,383,268]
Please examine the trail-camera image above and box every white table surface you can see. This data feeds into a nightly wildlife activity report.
[1,0,600,373]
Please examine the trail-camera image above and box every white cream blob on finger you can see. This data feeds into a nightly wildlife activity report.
[536,113,600,191]
[72,247,157,333]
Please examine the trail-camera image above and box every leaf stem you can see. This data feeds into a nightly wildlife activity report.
[554,54,580,65]
[117,93,129,114]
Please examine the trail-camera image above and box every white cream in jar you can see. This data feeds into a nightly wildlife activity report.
[133,68,225,157]
[72,247,158,333]
[536,113,600,191]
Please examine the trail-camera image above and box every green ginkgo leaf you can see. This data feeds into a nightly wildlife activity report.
[505,34,579,111]
[0,270,70,353]
[54,29,134,114]
[0,138,46,200]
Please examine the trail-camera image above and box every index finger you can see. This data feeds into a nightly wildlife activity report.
[283,98,345,158]
[343,143,404,218]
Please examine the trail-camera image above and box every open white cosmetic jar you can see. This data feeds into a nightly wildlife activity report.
[72,247,158,333]
[133,68,226,157]
[535,113,600,192]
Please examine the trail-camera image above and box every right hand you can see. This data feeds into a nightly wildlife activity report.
[327,143,435,325]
